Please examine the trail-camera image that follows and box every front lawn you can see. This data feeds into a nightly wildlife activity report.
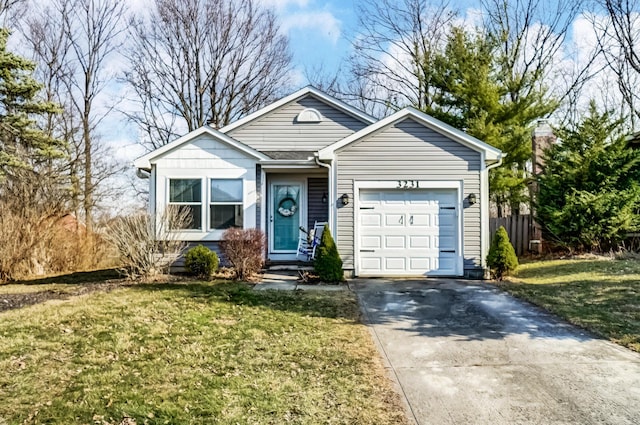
[0,281,408,424]
[503,258,640,352]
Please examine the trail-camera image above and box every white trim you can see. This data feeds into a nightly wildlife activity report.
[353,180,464,277]
[480,151,489,269]
[296,107,322,123]
[318,107,503,162]
[219,86,376,134]
[134,126,269,170]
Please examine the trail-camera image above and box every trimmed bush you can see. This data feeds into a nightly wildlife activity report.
[220,228,265,280]
[184,245,219,279]
[314,227,344,283]
[486,226,518,280]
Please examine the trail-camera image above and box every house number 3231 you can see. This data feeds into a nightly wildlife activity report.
[397,180,419,189]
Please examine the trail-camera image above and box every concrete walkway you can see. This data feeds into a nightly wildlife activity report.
[254,271,346,291]
[352,279,640,425]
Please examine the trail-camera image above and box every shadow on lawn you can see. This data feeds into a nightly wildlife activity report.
[133,281,360,320]
[16,269,122,285]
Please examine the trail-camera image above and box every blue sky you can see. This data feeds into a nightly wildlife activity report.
[264,0,359,84]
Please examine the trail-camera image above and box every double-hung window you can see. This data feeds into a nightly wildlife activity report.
[210,179,243,230]
[169,179,202,230]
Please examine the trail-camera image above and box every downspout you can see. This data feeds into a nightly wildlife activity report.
[314,155,334,236]
[136,168,150,179]
[481,153,504,275]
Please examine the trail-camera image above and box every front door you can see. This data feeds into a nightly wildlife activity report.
[270,181,305,257]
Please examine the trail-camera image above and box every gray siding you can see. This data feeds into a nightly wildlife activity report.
[228,95,369,151]
[335,117,482,272]
[307,177,328,230]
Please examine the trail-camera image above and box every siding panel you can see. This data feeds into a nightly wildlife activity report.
[228,96,368,151]
[307,178,328,230]
[335,118,483,274]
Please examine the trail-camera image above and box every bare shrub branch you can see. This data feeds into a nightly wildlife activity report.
[106,206,189,280]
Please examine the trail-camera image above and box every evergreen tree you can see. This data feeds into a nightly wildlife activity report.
[0,28,63,177]
[536,101,640,251]
[314,227,344,283]
[486,226,519,280]
[424,27,557,216]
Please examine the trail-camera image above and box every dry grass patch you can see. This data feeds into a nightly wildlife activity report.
[0,281,409,424]
[502,258,640,352]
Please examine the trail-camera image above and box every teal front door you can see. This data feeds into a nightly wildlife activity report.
[271,183,303,253]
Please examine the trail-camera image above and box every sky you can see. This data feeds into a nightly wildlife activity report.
[264,0,358,83]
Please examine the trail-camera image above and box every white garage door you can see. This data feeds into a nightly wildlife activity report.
[358,189,459,276]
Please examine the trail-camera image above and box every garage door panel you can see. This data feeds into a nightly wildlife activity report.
[361,235,381,249]
[409,235,430,248]
[361,257,382,271]
[358,188,459,276]
[385,214,404,226]
[409,257,431,270]
[385,257,406,270]
[383,192,406,204]
[409,213,430,226]
[384,235,405,249]
[361,213,381,227]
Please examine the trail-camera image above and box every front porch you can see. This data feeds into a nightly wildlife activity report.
[259,167,329,263]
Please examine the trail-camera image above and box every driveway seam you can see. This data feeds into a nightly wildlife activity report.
[354,290,419,425]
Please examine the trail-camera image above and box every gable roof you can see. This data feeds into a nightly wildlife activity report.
[133,125,269,170]
[318,107,503,163]
[219,86,376,134]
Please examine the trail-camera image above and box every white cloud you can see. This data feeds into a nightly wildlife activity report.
[281,11,341,45]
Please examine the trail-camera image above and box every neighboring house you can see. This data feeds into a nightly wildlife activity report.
[134,87,503,278]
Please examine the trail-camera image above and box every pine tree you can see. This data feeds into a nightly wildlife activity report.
[0,28,63,177]
[486,226,519,280]
[314,227,344,283]
[536,101,640,251]
[425,27,557,216]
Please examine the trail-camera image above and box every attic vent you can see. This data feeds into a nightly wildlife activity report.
[296,108,322,123]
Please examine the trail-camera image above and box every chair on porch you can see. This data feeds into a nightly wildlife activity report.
[296,221,327,261]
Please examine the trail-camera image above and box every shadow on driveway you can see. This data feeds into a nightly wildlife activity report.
[351,278,640,425]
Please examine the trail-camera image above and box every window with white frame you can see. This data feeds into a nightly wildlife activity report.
[169,178,202,230]
[210,179,243,230]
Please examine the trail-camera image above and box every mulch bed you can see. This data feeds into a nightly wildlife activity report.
[0,280,128,313]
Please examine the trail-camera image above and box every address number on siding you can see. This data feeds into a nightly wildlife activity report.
[397,180,419,189]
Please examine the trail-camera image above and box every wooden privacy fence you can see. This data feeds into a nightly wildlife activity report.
[489,215,531,257]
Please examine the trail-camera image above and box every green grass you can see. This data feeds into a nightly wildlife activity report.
[0,281,408,425]
[502,258,640,352]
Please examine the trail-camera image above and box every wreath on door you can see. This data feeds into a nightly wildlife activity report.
[277,196,298,217]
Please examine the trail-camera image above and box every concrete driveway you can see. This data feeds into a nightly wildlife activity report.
[352,279,640,425]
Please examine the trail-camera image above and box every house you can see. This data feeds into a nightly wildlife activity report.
[134,87,503,278]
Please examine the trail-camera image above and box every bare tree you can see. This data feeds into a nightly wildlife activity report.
[124,0,292,151]
[346,0,457,117]
[21,0,126,233]
[593,0,640,128]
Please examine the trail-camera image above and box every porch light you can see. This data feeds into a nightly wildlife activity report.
[341,193,349,206]
[468,193,477,205]
[322,192,327,203]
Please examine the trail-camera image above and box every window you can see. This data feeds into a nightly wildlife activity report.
[210,179,243,230]
[169,179,202,230]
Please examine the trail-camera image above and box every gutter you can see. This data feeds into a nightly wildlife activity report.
[486,153,505,170]
[136,168,151,179]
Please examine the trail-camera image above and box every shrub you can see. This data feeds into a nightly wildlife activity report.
[106,206,189,280]
[220,228,265,280]
[314,227,344,283]
[486,226,518,280]
[185,245,219,279]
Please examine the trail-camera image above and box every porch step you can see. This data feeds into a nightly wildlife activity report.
[265,260,313,272]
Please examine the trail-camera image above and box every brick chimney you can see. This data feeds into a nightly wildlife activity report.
[529,119,556,253]
[531,119,556,176]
